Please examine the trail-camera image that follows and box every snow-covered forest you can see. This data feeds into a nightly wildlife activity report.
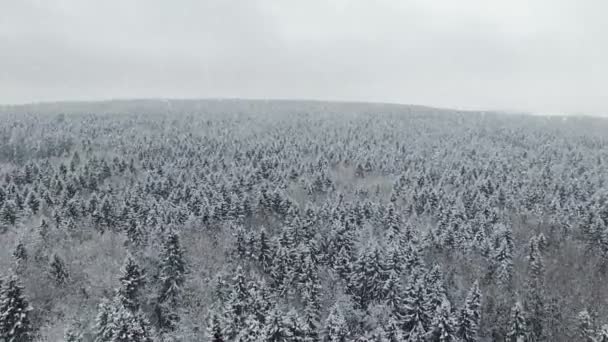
[1,99,608,342]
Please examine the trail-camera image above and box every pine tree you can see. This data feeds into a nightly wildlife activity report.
[577,310,595,342]
[207,311,225,342]
[25,192,40,214]
[493,240,513,288]
[526,237,545,341]
[402,278,431,335]
[95,297,155,342]
[456,281,481,342]
[284,310,307,342]
[324,304,348,342]
[408,320,428,342]
[118,255,145,312]
[382,315,405,342]
[64,320,84,342]
[13,241,28,263]
[382,269,404,317]
[94,299,114,342]
[506,302,527,342]
[223,266,249,338]
[111,306,155,342]
[257,227,273,273]
[264,307,287,342]
[427,299,459,342]
[50,254,70,285]
[0,200,17,226]
[236,314,267,342]
[424,265,447,314]
[156,230,186,331]
[348,244,385,309]
[0,276,33,342]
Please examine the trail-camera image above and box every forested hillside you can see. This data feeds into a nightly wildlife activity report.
[1,100,608,342]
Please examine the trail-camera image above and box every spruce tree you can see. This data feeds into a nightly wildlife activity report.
[577,310,595,342]
[264,307,287,342]
[257,227,273,273]
[94,299,114,342]
[526,237,546,341]
[506,302,527,342]
[402,278,431,335]
[324,304,348,342]
[156,230,186,331]
[25,192,40,214]
[456,281,481,342]
[118,255,145,312]
[50,254,70,285]
[13,241,28,264]
[64,320,84,342]
[236,314,266,342]
[427,299,459,342]
[207,311,225,342]
[493,240,513,288]
[0,276,33,342]
[111,305,155,342]
[0,200,17,226]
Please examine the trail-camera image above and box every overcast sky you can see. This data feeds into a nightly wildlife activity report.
[1,0,606,115]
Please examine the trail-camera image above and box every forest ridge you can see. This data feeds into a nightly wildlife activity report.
[0,100,607,341]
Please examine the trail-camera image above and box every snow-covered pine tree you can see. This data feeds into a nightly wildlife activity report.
[493,240,513,288]
[156,229,186,331]
[94,299,114,342]
[264,306,288,342]
[456,280,481,342]
[25,191,40,214]
[402,278,431,336]
[118,255,146,312]
[324,304,348,342]
[64,319,84,342]
[236,314,266,342]
[506,301,527,342]
[526,237,546,341]
[223,266,249,338]
[111,305,155,342]
[426,299,459,342]
[424,265,448,314]
[0,200,18,226]
[207,311,226,342]
[576,309,595,342]
[283,309,307,342]
[13,240,28,263]
[50,254,70,285]
[257,227,273,273]
[0,276,33,342]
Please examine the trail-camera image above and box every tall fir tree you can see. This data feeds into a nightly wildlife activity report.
[427,299,459,342]
[456,281,481,342]
[50,254,70,285]
[506,302,527,342]
[207,311,226,342]
[0,276,33,342]
[324,304,348,342]
[576,310,595,342]
[118,255,146,312]
[526,237,546,341]
[156,229,186,332]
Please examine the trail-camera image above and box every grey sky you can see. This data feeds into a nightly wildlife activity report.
[1,0,606,115]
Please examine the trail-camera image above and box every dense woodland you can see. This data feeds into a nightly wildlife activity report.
[1,100,608,342]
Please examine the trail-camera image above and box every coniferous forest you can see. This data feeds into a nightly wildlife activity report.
[1,99,608,342]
